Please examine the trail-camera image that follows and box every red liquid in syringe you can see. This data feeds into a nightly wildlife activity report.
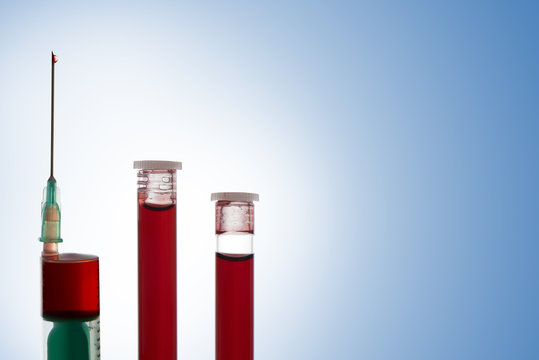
[216,253,254,360]
[138,200,177,360]
[42,253,100,321]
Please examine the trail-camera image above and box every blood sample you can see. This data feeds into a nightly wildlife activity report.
[42,253,100,321]
[212,192,259,360]
[135,160,182,360]
[41,253,100,360]
[216,253,254,359]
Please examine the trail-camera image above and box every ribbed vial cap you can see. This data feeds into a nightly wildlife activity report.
[134,160,182,170]
[211,192,259,202]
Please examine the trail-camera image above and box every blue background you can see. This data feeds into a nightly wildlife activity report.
[0,0,538,358]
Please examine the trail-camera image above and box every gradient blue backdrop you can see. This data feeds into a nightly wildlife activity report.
[1,0,538,359]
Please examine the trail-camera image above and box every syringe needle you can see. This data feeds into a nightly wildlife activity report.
[49,51,57,181]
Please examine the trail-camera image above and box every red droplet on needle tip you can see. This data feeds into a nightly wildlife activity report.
[53,55,58,63]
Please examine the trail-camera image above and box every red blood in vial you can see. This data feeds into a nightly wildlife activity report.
[216,253,254,360]
[138,200,177,360]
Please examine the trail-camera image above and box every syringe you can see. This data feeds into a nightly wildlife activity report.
[39,52,101,360]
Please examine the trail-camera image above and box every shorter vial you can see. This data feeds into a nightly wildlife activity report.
[212,192,259,360]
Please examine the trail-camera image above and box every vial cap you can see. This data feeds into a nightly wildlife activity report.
[211,192,259,202]
[134,160,182,170]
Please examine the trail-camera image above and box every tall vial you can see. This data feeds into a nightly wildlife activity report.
[212,192,259,360]
[135,160,182,360]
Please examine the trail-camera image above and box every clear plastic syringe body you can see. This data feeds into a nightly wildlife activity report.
[135,160,182,360]
[213,192,259,360]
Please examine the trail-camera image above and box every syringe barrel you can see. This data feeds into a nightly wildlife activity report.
[135,160,181,360]
[213,192,259,360]
[41,253,100,359]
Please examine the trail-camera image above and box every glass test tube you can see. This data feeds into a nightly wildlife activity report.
[212,192,259,360]
[135,160,182,360]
